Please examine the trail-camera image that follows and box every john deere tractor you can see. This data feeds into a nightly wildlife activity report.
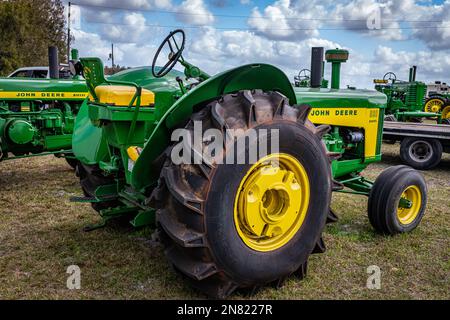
[424,84,450,122]
[0,47,88,166]
[294,68,329,88]
[374,67,443,123]
[72,31,427,298]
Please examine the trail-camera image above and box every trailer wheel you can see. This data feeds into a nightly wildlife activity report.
[152,90,332,298]
[368,165,427,235]
[78,163,119,212]
[400,137,442,170]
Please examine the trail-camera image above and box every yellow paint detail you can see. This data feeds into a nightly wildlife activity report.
[95,85,155,106]
[234,153,310,252]
[397,185,422,225]
[0,92,88,100]
[424,98,444,113]
[441,105,450,119]
[127,146,142,162]
[309,107,380,157]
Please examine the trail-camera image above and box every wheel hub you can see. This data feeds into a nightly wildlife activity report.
[234,154,310,252]
[409,141,433,162]
[397,185,421,225]
[425,99,444,113]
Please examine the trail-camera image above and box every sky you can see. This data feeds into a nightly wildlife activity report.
[63,0,450,89]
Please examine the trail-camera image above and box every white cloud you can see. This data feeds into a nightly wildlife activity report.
[72,29,158,67]
[188,27,342,80]
[69,0,450,90]
[373,45,450,81]
[175,0,214,25]
[247,0,325,40]
[102,12,148,43]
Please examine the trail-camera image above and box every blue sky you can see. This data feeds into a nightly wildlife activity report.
[64,0,450,88]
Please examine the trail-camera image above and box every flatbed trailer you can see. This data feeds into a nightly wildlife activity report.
[383,121,450,170]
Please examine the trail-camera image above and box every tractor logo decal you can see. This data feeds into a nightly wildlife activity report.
[309,107,380,158]
[0,91,88,100]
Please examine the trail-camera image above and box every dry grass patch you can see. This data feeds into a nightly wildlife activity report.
[0,144,448,299]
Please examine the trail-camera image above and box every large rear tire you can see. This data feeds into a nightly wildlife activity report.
[152,90,333,298]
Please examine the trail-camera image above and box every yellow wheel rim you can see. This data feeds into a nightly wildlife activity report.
[441,106,450,119]
[234,153,310,252]
[397,185,422,225]
[424,99,444,113]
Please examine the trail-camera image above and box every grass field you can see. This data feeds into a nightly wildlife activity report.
[0,143,449,300]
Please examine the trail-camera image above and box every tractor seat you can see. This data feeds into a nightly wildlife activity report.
[94,85,155,107]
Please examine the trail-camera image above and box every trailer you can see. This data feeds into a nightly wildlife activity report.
[383,121,450,170]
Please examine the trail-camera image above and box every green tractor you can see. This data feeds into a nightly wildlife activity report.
[294,68,329,88]
[424,86,450,122]
[374,67,442,123]
[0,47,88,166]
[72,31,427,298]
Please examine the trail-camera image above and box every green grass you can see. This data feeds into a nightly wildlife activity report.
[0,143,449,299]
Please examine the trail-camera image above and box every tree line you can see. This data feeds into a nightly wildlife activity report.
[0,0,67,76]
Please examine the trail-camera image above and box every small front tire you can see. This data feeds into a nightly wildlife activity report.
[368,165,427,235]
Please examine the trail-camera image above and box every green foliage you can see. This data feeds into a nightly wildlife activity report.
[0,0,67,76]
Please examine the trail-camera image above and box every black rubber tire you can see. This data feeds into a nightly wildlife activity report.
[384,114,397,122]
[152,90,333,298]
[368,165,427,235]
[65,157,79,170]
[77,163,120,212]
[400,137,442,170]
[442,118,450,125]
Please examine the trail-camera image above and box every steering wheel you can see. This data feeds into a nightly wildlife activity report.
[297,69,311,81]
[383,72,397,82]
[152,29,186,78]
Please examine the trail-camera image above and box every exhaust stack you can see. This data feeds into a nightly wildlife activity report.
[310,47,324,88]
[48,46,59,79]
[409,66,417,82]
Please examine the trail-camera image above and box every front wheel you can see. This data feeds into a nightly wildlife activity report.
[400,137,442,170]
[368,165,427,235]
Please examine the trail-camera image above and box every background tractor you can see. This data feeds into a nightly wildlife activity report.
[374,67,442,123]
[424,82,450,122]
[0,47,88,166]
[294,68,329,88]
[72,30,427,298]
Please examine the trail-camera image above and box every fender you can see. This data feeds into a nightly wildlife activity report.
[131,63,296,191]
[72,99,109,164]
